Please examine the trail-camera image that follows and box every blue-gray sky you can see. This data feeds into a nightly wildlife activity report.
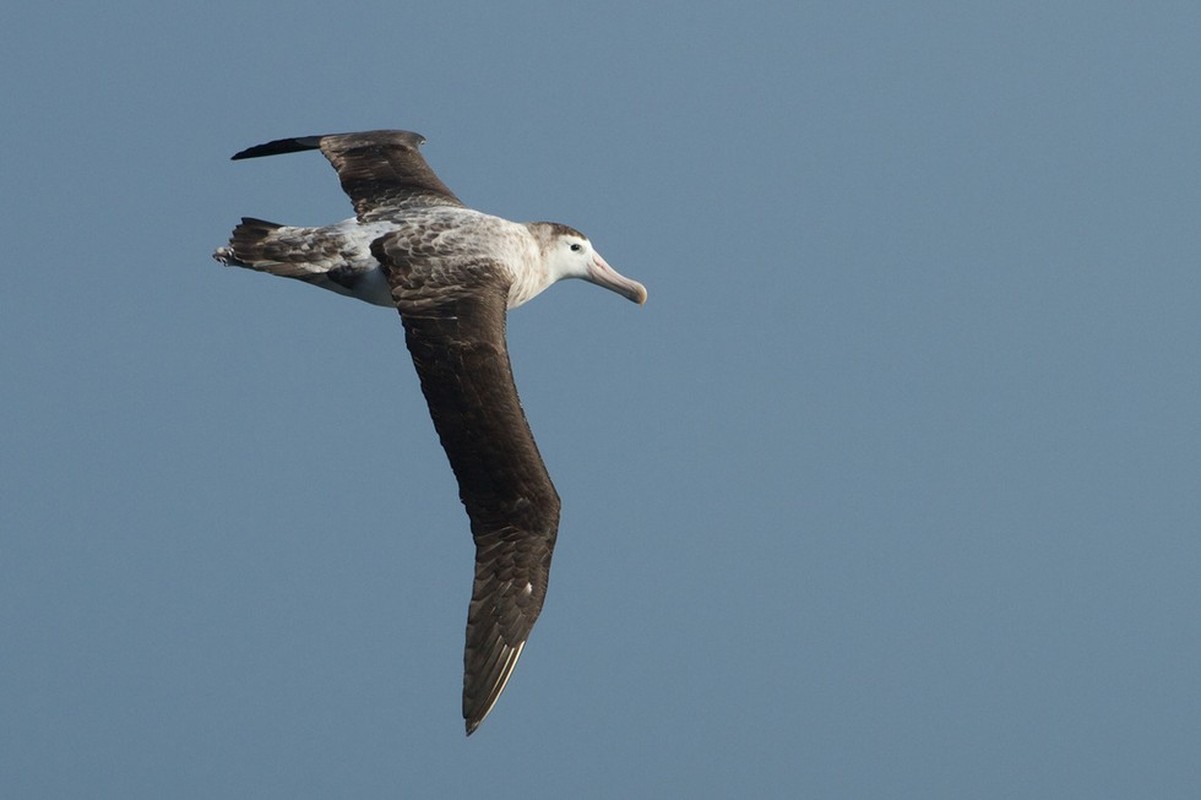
[3,2,1199,797]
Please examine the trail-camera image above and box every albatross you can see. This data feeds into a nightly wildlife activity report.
[213,130,646,735]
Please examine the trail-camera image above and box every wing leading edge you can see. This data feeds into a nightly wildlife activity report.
[377,236,560,734]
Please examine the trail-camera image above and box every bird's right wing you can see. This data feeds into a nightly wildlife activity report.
[373,233,561,735]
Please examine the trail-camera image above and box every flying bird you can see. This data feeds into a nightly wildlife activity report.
[214,130,646,735]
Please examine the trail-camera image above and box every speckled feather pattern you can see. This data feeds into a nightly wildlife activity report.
[214,129,634,735]
[373,207,557,309]
[214,217,397,306]
[389,264,559,733]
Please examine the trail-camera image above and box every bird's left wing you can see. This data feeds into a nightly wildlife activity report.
[231,130,464,220]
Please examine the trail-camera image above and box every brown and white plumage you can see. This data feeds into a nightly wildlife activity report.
[214,130,646,735]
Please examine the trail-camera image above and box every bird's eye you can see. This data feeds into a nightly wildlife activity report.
[569,243,583,252]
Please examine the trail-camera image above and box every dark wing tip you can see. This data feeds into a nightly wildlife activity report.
[463,640,526,736]
[230,135,327,161]
[231,130,429,161]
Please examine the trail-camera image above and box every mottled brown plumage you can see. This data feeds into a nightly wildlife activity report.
[215,130,645,735]
[231,130,463,218]
[381,249,559,732]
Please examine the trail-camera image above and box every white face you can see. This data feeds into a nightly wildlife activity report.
[545,229,647,304]
[547,233,597,282]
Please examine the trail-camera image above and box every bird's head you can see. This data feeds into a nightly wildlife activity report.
[534,223,647,305]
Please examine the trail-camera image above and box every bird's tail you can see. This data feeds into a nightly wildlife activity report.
[212,217,294,271]
[212,217,395,307]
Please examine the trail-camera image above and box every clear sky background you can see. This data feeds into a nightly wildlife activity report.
[3,2,1199,797]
